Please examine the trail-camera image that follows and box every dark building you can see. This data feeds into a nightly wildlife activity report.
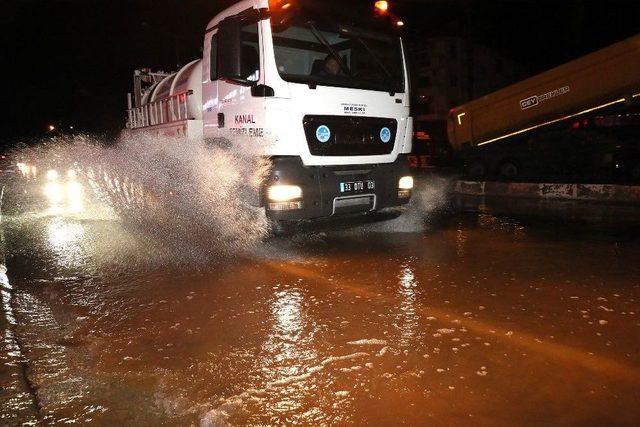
[409,37,525,167]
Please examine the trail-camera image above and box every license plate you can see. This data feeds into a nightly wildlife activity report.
[340,180,375,193]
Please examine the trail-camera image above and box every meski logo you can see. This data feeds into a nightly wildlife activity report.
[380,127,391,143]
[316,125,331,143]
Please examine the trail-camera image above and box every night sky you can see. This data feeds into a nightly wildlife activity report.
[2,0,639,145]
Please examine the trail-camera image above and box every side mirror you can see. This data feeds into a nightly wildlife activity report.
[218,17,255,86]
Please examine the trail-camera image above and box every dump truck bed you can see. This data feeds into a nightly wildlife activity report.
[448,34,640,150]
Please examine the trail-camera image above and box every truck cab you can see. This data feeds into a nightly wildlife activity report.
[127,0,414,222]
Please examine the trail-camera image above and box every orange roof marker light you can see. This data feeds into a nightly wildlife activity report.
[269,0,296,28]
[374,1,389,14]
[269,0,294,11]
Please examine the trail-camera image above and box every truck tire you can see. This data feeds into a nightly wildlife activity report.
[269,219,294,237]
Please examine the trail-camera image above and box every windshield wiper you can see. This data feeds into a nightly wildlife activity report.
[306,21,352,78]
[352,35,397,95]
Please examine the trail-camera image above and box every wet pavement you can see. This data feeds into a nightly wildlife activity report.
[2,191,640,426]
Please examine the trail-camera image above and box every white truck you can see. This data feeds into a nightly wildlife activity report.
[125,0,414,223]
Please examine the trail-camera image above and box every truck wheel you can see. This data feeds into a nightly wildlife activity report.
[466,160,487,180]
[269,219,293,237]
[498,161,520,180]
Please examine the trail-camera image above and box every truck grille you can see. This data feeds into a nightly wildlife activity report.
[303,115,398,156]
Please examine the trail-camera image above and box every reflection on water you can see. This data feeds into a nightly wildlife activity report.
[264,288,308,418]
[396,264,420,347]
[270,289,304,363]
[45,219,87,270]
[46,219,84,251]
[0,227,40,424]
[4,179,640,425]
[262,284,319,371]
[197,282,332,426]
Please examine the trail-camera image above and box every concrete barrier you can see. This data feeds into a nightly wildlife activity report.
[453,181,640,204]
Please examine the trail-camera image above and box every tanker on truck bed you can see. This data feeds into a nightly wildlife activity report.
[448,34,640,182]
[124,0,414,224]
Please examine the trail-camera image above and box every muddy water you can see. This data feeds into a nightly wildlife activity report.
[2,197,640,426]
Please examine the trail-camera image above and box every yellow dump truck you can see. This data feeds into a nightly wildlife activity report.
[447,34,640,182]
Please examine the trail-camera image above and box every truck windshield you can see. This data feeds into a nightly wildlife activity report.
[271,14,404,93]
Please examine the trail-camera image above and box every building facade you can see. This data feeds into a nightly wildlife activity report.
[411,37,525,149]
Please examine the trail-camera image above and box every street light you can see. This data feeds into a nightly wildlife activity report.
[48,124,55,132]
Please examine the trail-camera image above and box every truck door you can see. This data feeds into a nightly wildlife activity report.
[216,18,266,143]
[202,31,219,138]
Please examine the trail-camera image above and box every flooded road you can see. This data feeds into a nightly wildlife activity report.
[2,193,640,426]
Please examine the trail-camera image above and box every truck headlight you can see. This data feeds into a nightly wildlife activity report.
[398,176,414,190]
[267,184,303,211]
[267,185,302,202]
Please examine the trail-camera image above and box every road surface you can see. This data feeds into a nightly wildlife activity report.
[2,192,640,426]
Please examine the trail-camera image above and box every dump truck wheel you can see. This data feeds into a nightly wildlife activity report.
[498,161,520,180]
[466,160,487,179]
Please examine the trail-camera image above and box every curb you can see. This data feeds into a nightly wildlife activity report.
[453,181,640,204]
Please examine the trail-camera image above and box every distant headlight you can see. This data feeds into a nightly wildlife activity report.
[44,182,63,203]
[46,169,59,181]
[398,176,414,190]
[267,184,302,202]
[17,162,27,175]
[67,181,83,201]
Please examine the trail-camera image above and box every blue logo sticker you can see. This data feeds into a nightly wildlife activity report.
[380,127,391,143]
[316,125,331,143]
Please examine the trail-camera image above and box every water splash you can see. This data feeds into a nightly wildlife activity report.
[358,175,452,234]
[403,175,452,229]
[10,132,455,265]
[12,132,271,263]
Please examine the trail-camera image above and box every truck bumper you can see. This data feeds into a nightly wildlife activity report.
[263,155,412,221]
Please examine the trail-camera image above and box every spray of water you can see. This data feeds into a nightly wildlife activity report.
[397,175,453,231]
[10,132,456,269]
[12,133,271,263]
[335,175,452,236]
